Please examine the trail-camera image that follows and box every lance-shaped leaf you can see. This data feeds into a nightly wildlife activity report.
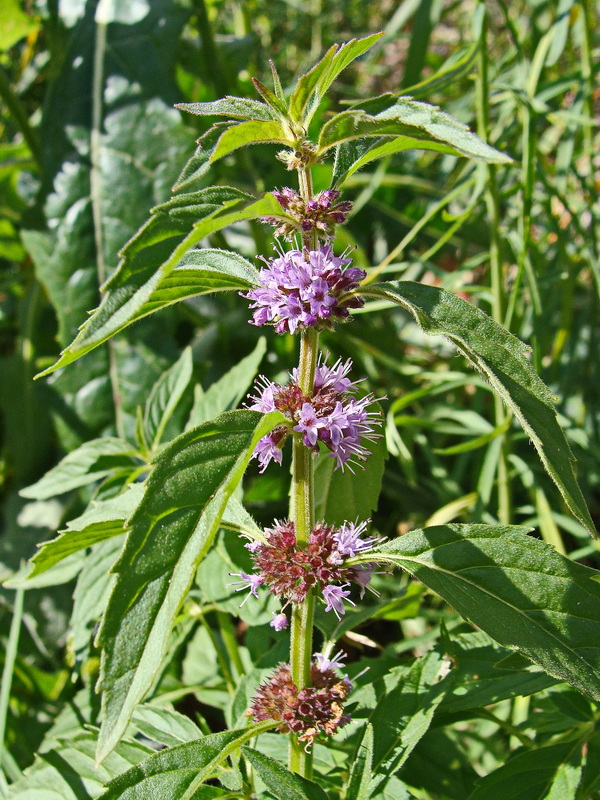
[369,651,449,781]
[466,740,586,800]
[95,409,286,763]
[358,282,595,535]
[20,437,139,500]
[210,120,292,162]
[350,524,600,700]
[98,722,277,799]
[175,97,276,121]
[36,190,289,378]
[289,34,383,126]
[322,98,511,184]
[173,123,234,191]
[346,724,374,800]
[29,484,145,577]
[143,347,194,451]
[242,748,330,800]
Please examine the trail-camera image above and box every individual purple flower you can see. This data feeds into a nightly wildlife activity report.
[293,403,324,447]
[270,612,289,631]
[322,583,355,619]
[333,520,378,558]
[228,571,264,606]
[241,245,366,334]
[351,564,378,599]
[314,650,347,673]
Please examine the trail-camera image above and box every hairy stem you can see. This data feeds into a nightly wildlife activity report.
[289,166,319,777]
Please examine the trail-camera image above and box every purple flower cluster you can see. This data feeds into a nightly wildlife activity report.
[241,245,365,334]
[248,358,382,472]
[263,188,353,239]
[230,518,380,622]
[248,655,352,745]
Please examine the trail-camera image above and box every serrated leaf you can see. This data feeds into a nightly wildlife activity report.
[370,651,448,780]
[36,185,287,377]
[175,97,276,121]
[318,100,512,164]
[466,740,585,800]
[290,34,383,126]
[242,748,329,800]
[30,484,145,577]
[98,722,277,799]
[95,409,286,763]
[251,77,291,120]
[173,123,233,191]
[289,44,337,124]
[211,120,292,162]
[359,282,595,535]
[346,723,374,800]
[187,337,266,429]
[20,438,139,500]
[314,401,386,526]
[351,524,600,700]
[6,731,150,800]
[143,347,193,450]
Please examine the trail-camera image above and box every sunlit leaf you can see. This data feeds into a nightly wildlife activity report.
[96,409,286,762]
[98,723,277,799]
[358,282,595,535]
[351,524,600,699]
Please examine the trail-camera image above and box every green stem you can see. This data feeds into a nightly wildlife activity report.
[91,17,124,438]
[0,67,42,168]
[216,610,245,678]
[0,587,24,795]
[289,166,319,777]
[476,4,512,525]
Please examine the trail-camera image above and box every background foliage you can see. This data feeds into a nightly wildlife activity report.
[0,0,598,798]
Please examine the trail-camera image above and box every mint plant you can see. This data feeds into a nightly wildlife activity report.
[8,30,599,800]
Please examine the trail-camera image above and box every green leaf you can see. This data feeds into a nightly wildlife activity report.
[369,651,449,779]
[251,78,291,121]
[0,0,38,51]
[20,438,139,500]
[288,44,337,125]
[346,723,374,800]
[314,401,386,526]
[358,281,595,535]
[403,39,480,100]
[175,97,276,121]
[211,120,292,162]
[439,631,556,713]
[351,524,600,700]
[318,100,512,164]
[29,484,145,577]
[173,123,233,191]
[143,347,193,450]
[35,184,286,376]
[187,337,267,429]
[466,741,585,800]
[131,705,203,748]
[6,732,150,800]
[70,537,123,664]
[98,723,277,799]
[95,409,287,763]
[242,748,330,800]
[289,34,383,125]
